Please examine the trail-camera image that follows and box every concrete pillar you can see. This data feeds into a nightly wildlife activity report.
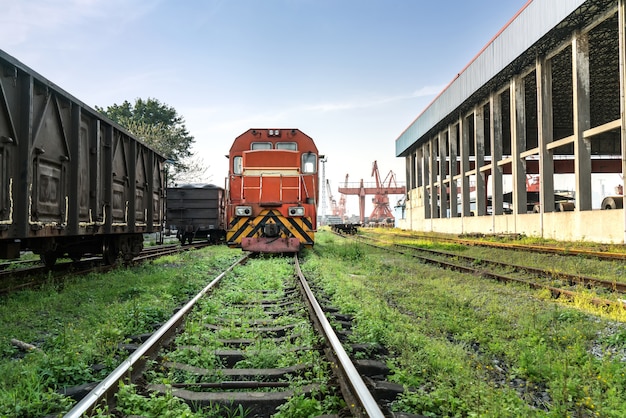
[419,146,429,219]
[416,148,423,188]
[511,76,528,214]
[415,145,430,218]
[423,143,431,219]
[406,154,413,191]
[449,123,458,218]
[490,93,504,215]
[439,132,448,218]
[572,31,593,211]
[474,106,486,216]
[460,115,471,217]
[617,0,626,243]
[537,56,555,216]
[429,138,438,218]
[409,150,418,189]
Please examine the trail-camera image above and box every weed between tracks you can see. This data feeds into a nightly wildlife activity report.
[145,256,343,417]
[302,230,626,417]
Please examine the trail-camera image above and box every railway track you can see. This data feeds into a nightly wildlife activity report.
[352,234,626,310]
[387,231,626,261]
[0,242,209,296]
[64,254,405,417]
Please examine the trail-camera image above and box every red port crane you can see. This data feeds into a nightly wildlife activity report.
[326,180,340,217]
[338,174,348,220]
[339,161,405,223]
[326,179,346,220]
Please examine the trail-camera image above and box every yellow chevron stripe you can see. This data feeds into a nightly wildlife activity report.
[227,209,314,248]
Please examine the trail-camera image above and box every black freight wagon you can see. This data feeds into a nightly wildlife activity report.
[166,184,226,244]
[0,49,166,266]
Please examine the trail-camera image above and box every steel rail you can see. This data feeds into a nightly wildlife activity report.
[64,254,250,418]
[359,239,626,310]
[294,255,384,418]
[361,235,626,293]
[1,244,202,296]
[393,232,626,261]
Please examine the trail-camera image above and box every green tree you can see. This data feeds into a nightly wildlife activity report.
[96,98,197,183]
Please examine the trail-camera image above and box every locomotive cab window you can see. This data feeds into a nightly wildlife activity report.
[276,142,297,151]
[233,156,243,174]
[301,153,317,174]
[251,142,272,150]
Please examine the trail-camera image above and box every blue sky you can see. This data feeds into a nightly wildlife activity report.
[3,0,528,216]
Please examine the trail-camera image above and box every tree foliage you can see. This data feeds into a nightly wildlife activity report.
[96,98,197,183]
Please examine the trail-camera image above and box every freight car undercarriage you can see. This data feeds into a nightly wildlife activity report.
[0,50,166,270]
[1,234,144,267]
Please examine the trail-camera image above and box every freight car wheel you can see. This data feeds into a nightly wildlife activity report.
[70,255,82,262]
[102,239,119,265]
[40,252,58,268]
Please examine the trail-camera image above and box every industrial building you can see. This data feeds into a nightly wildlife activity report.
[395,0,626,244]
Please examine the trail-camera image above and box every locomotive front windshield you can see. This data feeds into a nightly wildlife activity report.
[251,142,272,150]
[233,156,243,174]
[276,142,297,150]
[302,153,317,174]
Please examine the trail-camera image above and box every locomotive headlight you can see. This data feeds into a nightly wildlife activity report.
[235,206,252,216]
[288,206,305,217]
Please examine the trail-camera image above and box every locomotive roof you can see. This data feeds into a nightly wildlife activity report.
[168,183,222,189]
[230,128,318,153]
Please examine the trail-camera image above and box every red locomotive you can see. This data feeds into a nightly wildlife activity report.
[226,129,320,253]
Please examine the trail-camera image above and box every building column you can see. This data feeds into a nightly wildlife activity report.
[439,132,448,218]
[415,145,429,218]
[490,93,503,215]
[449,123,458,218]
[537,56,555,217]
[474,106,487,216]
[460,114,471,217]
[406,154,413,191]
[511,76,528,214]
[429,138,438,218]
[617,0,626,243]
[573,31,593,211]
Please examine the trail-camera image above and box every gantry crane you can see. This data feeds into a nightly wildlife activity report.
[326,179,340,217]
[339,161,405,223]
[338,174,348,220]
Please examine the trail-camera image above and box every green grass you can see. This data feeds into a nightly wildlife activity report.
[363,228,626,285]
[6,230,625,417]
[0,246,239,417]
[303,230,626,417]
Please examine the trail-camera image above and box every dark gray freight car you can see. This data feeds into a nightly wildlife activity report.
[0,49,166,266]
[166,184,226,245]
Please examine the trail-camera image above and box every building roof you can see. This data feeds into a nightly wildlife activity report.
[395,0,593,157]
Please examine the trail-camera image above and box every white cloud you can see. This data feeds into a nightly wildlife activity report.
[0,0,156,48]
[412,84,445,97]
[302,84,445,113]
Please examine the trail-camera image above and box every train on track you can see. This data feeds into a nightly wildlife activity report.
[166,184,226,245]
[0,49,320,264]
[0,50,166,266]
[225,128,320,253]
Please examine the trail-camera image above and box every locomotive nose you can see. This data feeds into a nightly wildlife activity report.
[263,223,280,237]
